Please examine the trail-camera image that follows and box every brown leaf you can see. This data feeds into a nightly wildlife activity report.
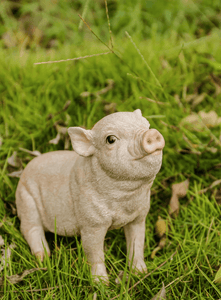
[7,169,23,178]
[56,125,68,135]
[0,137,2,147]
[115,270,129,285]
[19,147,41,156]
[185,94,197,103]
[199,179,221,194]
[169,179,189,216]
[210,73,221,96]
[49,133,61,145]
[2,32,17,48]
[151,283,166,300]
[64,136,70,150]
[0,236,4,247]
[7,151,21,168]
[104,102,117,114]
[0,243,16,272]
[0,268,47,285]
[191,93,206,108]
[180,111,221,131]
[151,236,167,259]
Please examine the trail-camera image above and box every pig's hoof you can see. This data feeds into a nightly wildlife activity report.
[34,250,50,262]
[133,260,147,274]
[35,251,45,262]
[92,263,109,285]
[93,274,109,285]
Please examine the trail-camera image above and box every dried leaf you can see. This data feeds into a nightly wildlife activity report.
[169,179,189,216]
[49,133,61,145]
[199,111,221,128]
[64,136,70,150]
[104,102,117,114]
[0,236,4,247]
[161,59,171,69]
[80,91,91,98]
[185,94,197,102]
[191,93,206,108]
[56,125,68,135]
[80,79,114,99]
[115,270,129,285]
[151,283,166,300]
[7,151,21,168]
[0,268,47,285]
[47,101,72,120]
[8,202,17,215]
[174,94,183,108]
[2,32,17,48]
[155,216,167,238]
[0,243,16,272]
[199,179,221,194]
[151,236,167,259]
[7,169,23,178]
[19,147,41,156]
[207,147,218,153]
[214,266,221,283]
[0,137,2,147]
[180,111,221,131]
[62,100,71,111]
[139,97,168,106]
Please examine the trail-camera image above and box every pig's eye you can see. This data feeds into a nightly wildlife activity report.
[106,135,117,144]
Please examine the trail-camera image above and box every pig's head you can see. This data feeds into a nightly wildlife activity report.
[68,109,165,181]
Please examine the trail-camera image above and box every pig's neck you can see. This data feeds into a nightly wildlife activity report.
[87,156,155,199]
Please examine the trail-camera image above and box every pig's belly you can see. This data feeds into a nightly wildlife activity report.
[35,174,79,236]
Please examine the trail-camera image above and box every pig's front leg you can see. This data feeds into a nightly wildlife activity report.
[80,226,109,283]
[124,218,147,273]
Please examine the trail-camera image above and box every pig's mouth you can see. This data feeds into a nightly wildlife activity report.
[150,150,162,156]
[133,149,163,160]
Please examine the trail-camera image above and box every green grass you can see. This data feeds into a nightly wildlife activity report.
[0,0,221,299]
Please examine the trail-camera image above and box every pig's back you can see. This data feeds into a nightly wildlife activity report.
[20,150,78,177]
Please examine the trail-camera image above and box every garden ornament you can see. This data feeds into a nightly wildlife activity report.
[16,109,165,282]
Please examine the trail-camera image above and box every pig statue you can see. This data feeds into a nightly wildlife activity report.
[15,109,165,282]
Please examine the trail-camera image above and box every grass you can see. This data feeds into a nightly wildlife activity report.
[0,0,221,299]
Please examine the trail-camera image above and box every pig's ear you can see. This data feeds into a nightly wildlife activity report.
[133,109,142,117]
[68,127,95,157]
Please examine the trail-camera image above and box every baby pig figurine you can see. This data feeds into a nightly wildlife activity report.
[16,109,165,282]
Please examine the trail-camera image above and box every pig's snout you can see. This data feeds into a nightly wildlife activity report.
[142,129,165,155]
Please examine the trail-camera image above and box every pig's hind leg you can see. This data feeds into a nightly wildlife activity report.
[16,185,50,261]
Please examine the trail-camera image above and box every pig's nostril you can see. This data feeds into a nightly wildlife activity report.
[142,129,165,154]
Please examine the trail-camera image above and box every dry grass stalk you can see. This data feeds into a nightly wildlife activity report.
[104,0,113,49]
[34,52,111,65]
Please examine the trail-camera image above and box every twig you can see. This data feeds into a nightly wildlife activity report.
[0,284,87,293]
[34,52,111,65]
[104,0,113,49]
[79,0,91,30]
[78,14,113,53]
[199,179,221,194]
[78,14,139,77]
[125,31,162,88]
[110,250,177,300]
[165,269,195,289]
[139,97,168,106]
[0,285,62,293]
